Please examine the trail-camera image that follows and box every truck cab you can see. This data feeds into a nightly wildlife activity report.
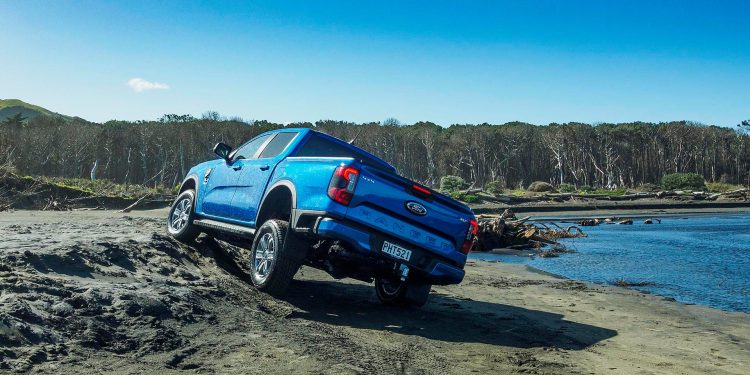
[167,128,477,307]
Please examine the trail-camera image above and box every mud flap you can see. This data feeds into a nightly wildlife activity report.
[404,281,431,307]
[284,230,309,268]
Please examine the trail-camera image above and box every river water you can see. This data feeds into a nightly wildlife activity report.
[470,213,750,313]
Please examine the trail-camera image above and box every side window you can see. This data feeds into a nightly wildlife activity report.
[231,134,271,162]
[258,132,298,159]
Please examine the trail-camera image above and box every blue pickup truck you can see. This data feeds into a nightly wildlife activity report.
[167,128,477,306]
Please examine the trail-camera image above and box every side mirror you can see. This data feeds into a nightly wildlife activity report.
[213,142,232,162]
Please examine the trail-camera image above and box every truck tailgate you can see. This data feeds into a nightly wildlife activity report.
[345,165,473,263]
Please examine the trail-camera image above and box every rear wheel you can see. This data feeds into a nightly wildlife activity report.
[375,277,431,307]
[249,219,303,296]
[167,190,200,243]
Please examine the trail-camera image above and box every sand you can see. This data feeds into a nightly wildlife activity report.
[0,209,748,374]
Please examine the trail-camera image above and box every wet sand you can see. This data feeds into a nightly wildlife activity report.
[1,209,748,374]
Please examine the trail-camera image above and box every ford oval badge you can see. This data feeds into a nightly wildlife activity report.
[405,201,428,216]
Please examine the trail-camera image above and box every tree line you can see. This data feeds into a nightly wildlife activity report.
[1,114,749,190]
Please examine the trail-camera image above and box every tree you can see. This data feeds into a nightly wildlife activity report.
[739,119,750,133]
[382,117,401,127]
[1,112,27,128]
[1,114,749,190]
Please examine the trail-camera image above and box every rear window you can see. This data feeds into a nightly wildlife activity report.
[258,132,297,159]
[295,134,359,158]
[295,133,393,172]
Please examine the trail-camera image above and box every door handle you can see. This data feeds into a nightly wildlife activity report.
[259,165,270,171]
[232,165,242,171]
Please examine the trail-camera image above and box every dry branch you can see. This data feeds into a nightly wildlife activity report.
[473,209,585,253]
[121,194,152,213]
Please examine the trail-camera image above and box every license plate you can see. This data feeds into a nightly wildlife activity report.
[381,241,412,261]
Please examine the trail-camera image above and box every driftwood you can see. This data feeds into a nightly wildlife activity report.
[480,194,512,203]
[722,188,748,199]
[121,194,151,213]
[473,209,586,252]
[42,198,71,211]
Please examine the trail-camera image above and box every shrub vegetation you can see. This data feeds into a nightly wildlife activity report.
[527,181,554,192]
[635,183,661,192]
[558,183,575,193]
[661,173,706,191]
[440,175,465,192]
[706,181,744,193]
[484,180,505,195]
[450,191,479,203]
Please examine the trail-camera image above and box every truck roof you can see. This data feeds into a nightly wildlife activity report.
[278,128,397,174]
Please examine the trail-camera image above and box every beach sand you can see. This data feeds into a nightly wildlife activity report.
[1,209,748,374]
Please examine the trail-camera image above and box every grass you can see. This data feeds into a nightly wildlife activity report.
[574,188,628,196]
[706,181,745,193]
[505,189,528,197]
[0,98,59,115]
[35,176,174,199]
[511,187,628,196]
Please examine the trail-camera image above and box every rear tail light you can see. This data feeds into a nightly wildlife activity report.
[328,165,359,206]
[410,184,432,199]
[459,218,478,254]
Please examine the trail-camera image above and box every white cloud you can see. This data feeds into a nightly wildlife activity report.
[127,77,170,92]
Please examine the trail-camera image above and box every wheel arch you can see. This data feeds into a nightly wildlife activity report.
[255,180,297,226]
[178,175,199,195]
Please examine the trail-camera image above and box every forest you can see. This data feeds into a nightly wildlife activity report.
[1,113,749,191]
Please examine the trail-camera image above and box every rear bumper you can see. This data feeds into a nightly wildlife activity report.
[312,216,465,285]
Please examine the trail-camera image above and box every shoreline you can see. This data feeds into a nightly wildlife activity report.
[471,210,750,315]
[470,199,750,218]
[517,259,747,314]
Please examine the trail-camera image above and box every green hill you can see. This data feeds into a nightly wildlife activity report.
[0,99,74,122]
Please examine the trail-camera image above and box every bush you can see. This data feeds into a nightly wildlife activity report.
[578,185,594,193]
[558,183,575,193]
[706,181,743,193]
[450,191,479,203]
[484,180,505,195]
[635,183,661,192]
[440,175,465,192]
[527,181,554,192]
[462,194,479,203]
[40,177,172,198]
[661,173,706,191]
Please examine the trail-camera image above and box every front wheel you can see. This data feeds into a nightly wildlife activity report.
[375,277,431,307]
[167,190,201,243]
[249,219,302,296]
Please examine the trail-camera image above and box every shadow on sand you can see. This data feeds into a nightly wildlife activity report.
[283,278,617,350]
[203,237,617,350]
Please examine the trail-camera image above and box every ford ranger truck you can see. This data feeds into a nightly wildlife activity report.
[167,128,478,307]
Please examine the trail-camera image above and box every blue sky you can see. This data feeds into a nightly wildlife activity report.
[1,0,748,126]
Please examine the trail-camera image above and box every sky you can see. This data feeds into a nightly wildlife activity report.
[1,0,748,126]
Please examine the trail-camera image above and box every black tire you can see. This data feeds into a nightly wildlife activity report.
[249,219,303,296]
[375,277,431,307]
[167,190,201,243]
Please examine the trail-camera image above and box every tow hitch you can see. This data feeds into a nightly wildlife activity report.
[399,264,410,282]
